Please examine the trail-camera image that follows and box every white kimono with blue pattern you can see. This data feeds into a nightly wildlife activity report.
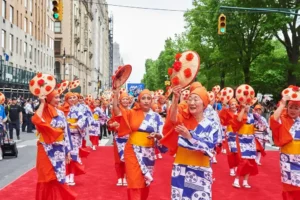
[132,110,164,186]
[41,109,73,184]
[89,107,104,136]
[280,117,300,188]
[171,118,218,200]
[68,104,89,163]
[204,104,223,144]
[238,113,256,159]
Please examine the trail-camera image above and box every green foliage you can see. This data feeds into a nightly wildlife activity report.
[142,0,300,98]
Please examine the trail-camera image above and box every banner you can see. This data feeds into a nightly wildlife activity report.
[127,83,145,97]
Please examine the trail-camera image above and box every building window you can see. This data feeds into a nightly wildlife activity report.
[54,22,61,33]
[54,40,61,55]
[24,17,27,32]
[29,45,32,59]
[29,0,32,13]
[24,42,27,58]
[20,39,22,55]
[16,10,19,26]
[9,34,13,52]
[29,21,32,35]
[1,30,6,48]
[9,6,13,23]
[16,38,18,54]
[24,0,27,8]
[2,0,6,18]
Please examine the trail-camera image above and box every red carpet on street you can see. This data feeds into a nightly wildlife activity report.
[0,146,282,200]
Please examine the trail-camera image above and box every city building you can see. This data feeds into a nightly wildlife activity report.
[54,0,110,96]
[0,0,55,98]
[91,0,110,97]
[112,42,123,73]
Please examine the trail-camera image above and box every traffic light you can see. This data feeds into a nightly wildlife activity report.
[52,0,63,21]
[218,14,226,35]
[52,1,59,19]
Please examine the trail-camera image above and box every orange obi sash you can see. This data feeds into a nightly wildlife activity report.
[128,131,154,147]
[174,146,210,167]
[67,118,78,129]
[238,124,255,135]
[281,140,300,154]
[93,114,99,120]
[227,125,233,132]
[36,130,64,143]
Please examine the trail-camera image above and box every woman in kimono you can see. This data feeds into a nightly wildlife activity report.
[231,103,258,189]
[32,89,76,200]
[270,94,300,200]
[161,86,219,200]
[65,92,89,186]
[253,104,269,165]
[89,99,104,150]
[108,91,130,186]
[219,98,240,176]
[112,88,164,200]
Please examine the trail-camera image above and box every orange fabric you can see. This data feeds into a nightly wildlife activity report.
[124,142,146,188]
[120,92,129,101]
[219,108,235,126]
[190,87,209,108]
[161,108,198,155]
[151,103,161,112]
[119,109,146,188]
[178,101,188,114]
[114,139,125,179]
[64,92,74,101]
[190,81,202,92]
[36,142,57,183]
[269,115,294,147]
[138,89,151,101]
[270,114,300,192]
[255,138,266,156]
[127,188,150,200]
[46,90,59,104]
[36,180,77,200]
[32,113,63,144]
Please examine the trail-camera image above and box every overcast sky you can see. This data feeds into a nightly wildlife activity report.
[107,0,193,83]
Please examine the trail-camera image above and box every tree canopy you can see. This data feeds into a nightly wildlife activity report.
[141,0,300,101]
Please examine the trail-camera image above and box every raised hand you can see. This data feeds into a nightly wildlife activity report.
[175,124,192,140]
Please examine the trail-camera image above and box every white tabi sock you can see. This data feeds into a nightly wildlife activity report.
[70,173,75,183]
[65,175,70,183]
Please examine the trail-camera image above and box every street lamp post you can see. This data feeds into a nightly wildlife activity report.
[63,48,66,80]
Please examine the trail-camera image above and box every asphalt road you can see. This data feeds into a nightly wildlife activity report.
[0,131,113,190]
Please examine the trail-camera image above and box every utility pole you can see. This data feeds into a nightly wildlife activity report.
[63,48,66,80]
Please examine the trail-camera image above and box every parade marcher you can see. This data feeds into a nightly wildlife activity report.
[108,90,130,186]
[0,92,7,161]
[231,84,258,189]
[151,103,163,159]
[113,88,165,200]
[162,86,218,200]
[253,104,270,165]
[219,98,240,176]
[65,92,89,186]
[89,99,103,150]
[29,73,76,200]
[270,86,300,200]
